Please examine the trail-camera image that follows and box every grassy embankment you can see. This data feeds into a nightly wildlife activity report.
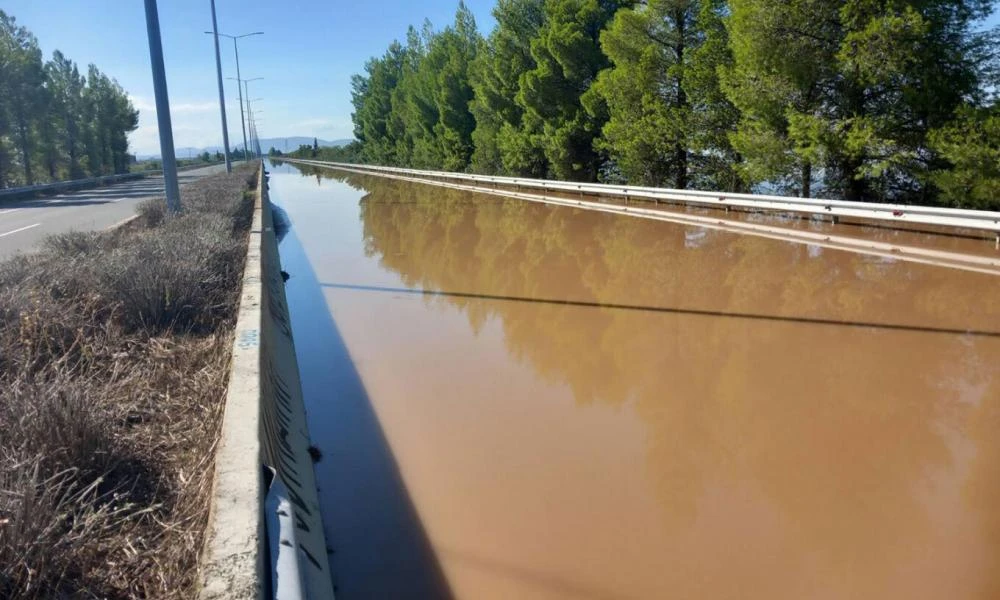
[0,164,258,598]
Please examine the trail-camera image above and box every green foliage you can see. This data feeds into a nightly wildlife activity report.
[473,0,551,177]
[929,105,1000,209]
[351,4,479,171]
[347,0,999,207]
[469,0,547,175]
[351,41,406,164]
[723,0,996,201]
[589,0,741,189]
[0,10,137,188]
[517,0,630,181]
[285,140,365,163]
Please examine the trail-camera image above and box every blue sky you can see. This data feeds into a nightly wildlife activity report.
[3,1,497,155]
[3,2,998,156]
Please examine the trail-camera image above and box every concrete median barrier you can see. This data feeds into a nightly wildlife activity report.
[200,164,335,599]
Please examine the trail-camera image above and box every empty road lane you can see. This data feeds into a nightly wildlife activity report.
[0,163,229,259]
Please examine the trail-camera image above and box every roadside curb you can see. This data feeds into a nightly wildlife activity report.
[104,214,140,231]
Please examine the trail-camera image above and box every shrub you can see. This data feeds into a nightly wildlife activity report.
[137,197,166,228]
[96,214,244,333]
[0,163,257,598]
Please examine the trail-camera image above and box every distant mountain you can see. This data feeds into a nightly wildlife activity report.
[136,137,353,160]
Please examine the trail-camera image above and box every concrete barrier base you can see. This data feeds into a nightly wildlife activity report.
[200,162,335,599]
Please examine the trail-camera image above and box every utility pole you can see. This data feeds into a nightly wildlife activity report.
[245,94,253,160]
[232,36,248,163]
[208,0,232,173]
[210,31,262,162]
[228,76,263,160]
[143,0,181,213]
[242,80,263,158]
[247,96,255,160]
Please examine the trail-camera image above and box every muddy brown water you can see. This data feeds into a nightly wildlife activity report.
[269,160,1000,600]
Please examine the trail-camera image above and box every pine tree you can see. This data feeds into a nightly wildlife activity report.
[723,0,995,201]
[469,0,547,175]
[351,42,407,164]
[1,11,44,185]
[929,104,1000,209]
[588,0,740,189]
[517,0,632,181]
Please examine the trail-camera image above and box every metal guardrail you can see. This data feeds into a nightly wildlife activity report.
[0,161,231,202]
[291,160,1000,240]
[0,172,147,201]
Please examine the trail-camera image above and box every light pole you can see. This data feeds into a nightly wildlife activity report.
[252,119,263,157]
[207,0,231,173]
[245,96,254,159]
[227,76,263,159]
[143,0,181,213]
[250,111,265,158]
[249,109,263,158]
[243,79,263,158]
[206,30,262,163]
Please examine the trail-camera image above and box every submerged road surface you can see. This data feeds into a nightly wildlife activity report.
[269,160,1000,600]
[0,163,229,259]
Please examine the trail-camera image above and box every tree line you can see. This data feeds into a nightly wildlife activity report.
[336,0,1000,208]
[0,10,138,189]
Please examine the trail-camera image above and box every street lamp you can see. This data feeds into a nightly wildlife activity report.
[249,111,264,159]
[227,76,263,158]
[205,30,262,163]
[244,79,263,159]
[207,0,231,173]
[143,0,181,213]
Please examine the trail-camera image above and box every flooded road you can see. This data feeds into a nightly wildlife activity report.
[268,160,1000,600]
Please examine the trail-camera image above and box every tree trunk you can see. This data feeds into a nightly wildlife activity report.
[16,111,33,186]
[675,142,688,189]
[0,114,6,188]
[66,112,80,178]
[673,9,688,190]
[845,172,867,202]
[801,161,812,198]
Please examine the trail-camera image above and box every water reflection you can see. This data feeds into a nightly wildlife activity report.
[271,203,291,242]
[277,161,1000,599]
[268,162,453,599]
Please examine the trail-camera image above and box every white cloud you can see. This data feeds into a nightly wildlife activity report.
[128,94,156,113]
[287,117,353,137]
[129,95,217,116]
[128,95,228,155]
[129,124,161,156]
[173,101,218,114]
[127,96,354,155]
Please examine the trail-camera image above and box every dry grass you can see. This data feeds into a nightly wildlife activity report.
[0,165,258,599]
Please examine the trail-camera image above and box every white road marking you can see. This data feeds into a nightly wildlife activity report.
[0,223,40,238]
[0,208,21,216]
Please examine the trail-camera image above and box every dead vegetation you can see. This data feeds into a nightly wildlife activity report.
[0,165,258,599]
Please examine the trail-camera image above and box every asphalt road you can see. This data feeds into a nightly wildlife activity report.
[0,163,230,260]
